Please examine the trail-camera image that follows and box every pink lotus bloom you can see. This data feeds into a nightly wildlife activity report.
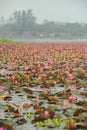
[1,86,6,91]
[70,86,76,91]
[4,71,9,75]
[73,58,78,61]
[7,67,11,70]
[0,128,4,130]
[48,59,53,64]
[69,96,77,102]
[45,66,48,69]
[11,75,15,80]
[32,69,36,73]
[68,74,73,80]
[43,74,47,77]
[30,62,33,65]
[62,64,66,67]
[34,86,39,89]
[44,110,49,115]
[85,48,87,52]
[63,100,69,107]
[18,107,21,114]
[39,67,43,71]
[80,68,85,73]
[38,64,41,68]
[22,101,25,107]
[38,76,41,80]
[43,87,49,92]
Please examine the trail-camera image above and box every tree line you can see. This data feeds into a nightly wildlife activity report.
[0,9,87,38]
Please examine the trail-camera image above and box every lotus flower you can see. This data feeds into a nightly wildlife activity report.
[68,74,73,80]
[43,87,49,92]
[0,86,6,91]
[63,100,69,107]
[44,110,49,116]
[69,96,77,102]
[0,128,4,130]
[70,86,76,91]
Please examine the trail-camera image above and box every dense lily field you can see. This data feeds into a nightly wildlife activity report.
[0,42,87,130]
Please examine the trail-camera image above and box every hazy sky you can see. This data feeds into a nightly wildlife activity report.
[0,0,87,23]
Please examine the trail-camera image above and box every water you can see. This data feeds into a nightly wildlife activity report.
[11,38,87,43]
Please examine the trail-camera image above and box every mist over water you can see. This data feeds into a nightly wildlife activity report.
[0,0,87,40]
[0,0,87,23]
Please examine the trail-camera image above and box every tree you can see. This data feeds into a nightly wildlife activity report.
[9,9,36,34]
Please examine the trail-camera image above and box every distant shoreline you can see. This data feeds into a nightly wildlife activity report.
[11,38,87,43]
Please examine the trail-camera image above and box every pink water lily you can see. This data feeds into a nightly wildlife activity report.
[70,86,76,91]
[0,128,4,130]
[34,85,39,89]
[63,100,69,107]
[0,86,6,91]
[38,76,41,80]
[32,69,36,73]
[80,68,85,73]
[69,96,77,102]
[62,64,66,67]
[43,74,47,77]
[18,107,21,114]
[43,87,49,92]
[4,71,10,75]
[11,75,15,80]
[44,110,49,115]
[68,74,73,80]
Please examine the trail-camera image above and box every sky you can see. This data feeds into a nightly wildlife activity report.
[0,0,87,23]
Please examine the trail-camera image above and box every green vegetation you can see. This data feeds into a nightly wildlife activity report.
[0,38,12,43]
[36,118,76,129]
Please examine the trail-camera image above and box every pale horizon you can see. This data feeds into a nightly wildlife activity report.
[0,0,87,23]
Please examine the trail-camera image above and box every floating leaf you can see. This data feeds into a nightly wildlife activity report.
[16,118,27,125]
[0,120,13,130]
[22,102,32,108]
[80,91,87,96]
[73,108,86,116]
[23,88,33,94]
[76,123,87,129]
